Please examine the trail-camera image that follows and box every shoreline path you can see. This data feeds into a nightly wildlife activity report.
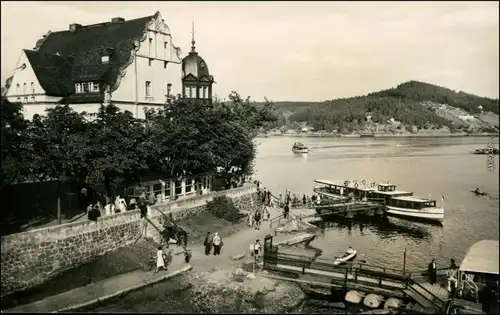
[4,206,285,313]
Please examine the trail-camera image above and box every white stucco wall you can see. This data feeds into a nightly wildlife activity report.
[112,13,182,106]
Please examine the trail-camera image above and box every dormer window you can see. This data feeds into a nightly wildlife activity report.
[75,82,100,93]
[101,55,110,64]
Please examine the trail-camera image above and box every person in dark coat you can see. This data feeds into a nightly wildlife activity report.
[284,202,290,219]
[204,232,212,255]
[428,259,437,284]
[254,210,262,230]
[302,194,307,206]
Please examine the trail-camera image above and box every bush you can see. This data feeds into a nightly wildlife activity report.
[206,196,242,223]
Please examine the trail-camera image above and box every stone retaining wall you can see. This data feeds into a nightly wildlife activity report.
[1,210,142,297]
[145,185,262,243]
[1,185,262,297]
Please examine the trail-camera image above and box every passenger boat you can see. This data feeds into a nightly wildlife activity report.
[472,148,499,155]
[446,240,499,314]
[313,179,445,223]
[334,248,357,265]
[292,142,309,153]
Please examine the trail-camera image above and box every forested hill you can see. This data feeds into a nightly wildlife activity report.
[368,81,499,114]
[263,81,499,134]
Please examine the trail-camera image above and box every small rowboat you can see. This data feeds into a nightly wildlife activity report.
[334,249,357,265]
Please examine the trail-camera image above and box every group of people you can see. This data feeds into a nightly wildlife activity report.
[203,232,224,256]
[248,206,270,230]
[87,194,153,221]
[278,191,322,209]
[428,258,459,293]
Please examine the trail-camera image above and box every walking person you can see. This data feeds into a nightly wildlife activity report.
[428,259,438,284]
[302,194,307,206]
[212,232,222,255]
[266,190,272,206]
[254,209,262,230]
[264,206,271,222]
[155,246,167,272]
[204,232,212,255]
[253,239,262,260]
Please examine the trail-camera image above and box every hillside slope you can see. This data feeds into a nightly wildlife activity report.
[265,81,499,134]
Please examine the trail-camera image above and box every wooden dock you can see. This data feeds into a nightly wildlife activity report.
[262,234,450,314]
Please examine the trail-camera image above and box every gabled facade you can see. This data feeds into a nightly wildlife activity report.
[5,11,201,120]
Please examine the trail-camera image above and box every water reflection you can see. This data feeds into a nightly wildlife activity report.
[316,215,434,241]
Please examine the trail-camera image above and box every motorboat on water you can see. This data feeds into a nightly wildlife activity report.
[313,179,445,223]
[472,148,499,155]
[292,142,309,153]
[333,247,357,265]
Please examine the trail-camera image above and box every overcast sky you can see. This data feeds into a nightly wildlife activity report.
[1,1,498,101]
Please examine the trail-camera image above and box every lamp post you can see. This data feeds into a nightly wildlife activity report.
[403,248,407,275]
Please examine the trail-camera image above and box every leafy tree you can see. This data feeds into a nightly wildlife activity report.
[84,104,150,199]
[27,105,89,183]
[0,97,30,186]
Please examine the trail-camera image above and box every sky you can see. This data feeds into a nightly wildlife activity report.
[1,1,499,101]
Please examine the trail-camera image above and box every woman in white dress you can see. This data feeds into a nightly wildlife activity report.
[156,246,166,272]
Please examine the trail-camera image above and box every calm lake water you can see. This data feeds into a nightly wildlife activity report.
[254,136,499,273]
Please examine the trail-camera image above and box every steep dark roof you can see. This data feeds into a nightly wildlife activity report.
[32,13,155,97]
[24,49,74,96]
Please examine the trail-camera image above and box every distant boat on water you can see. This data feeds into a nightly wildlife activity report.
[292,142,309,153]
[472,148,499,155]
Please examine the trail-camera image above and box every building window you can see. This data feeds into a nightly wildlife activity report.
[191,87,196,98]
[184,86,190,98]
[82,82,89,93]
[145,81,152,97]
[149,38,153,55]
[31,96,35,102]
[166,83,172,97]
[149,58,153,67]
[16,84,20,94]
[165,181,171,198]
[164,61,167,69]
[75,83,82,93]
[185,178,193,194]
[203,87,207,99]
[23,83,27,94]
[17,97,21,102]
[101,56,110,64]
[23,96,28,103]
[31,82,35,94]
[164,41,168,49]
[175,180,182,196]
[89,82,100,92]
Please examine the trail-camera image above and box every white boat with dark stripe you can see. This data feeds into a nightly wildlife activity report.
[313,179,444,224]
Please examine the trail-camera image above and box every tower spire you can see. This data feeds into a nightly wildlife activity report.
[190,18,196,53]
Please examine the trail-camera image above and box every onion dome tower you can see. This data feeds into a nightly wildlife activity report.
[181,20,214,105]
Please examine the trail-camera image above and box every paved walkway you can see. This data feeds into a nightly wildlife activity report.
[3,206,287,313]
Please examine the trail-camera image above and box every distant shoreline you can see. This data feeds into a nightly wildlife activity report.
[256,133,499,139]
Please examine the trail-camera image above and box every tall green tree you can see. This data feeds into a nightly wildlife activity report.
[0,97,30,186]
[85,104,150,199]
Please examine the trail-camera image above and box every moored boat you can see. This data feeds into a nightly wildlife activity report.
[334,247,357,265]
[292,142,309,153]
[313,179,445,224]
